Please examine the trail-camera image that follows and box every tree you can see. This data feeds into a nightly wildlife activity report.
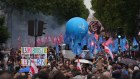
[91,0,140,37]
[0,16,10,44]
[51,0,89,23]
[0,0,89,23]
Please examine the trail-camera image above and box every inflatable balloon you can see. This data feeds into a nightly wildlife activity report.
[65,17,88,55]
[88,21,104,34]
[66,17,88,42]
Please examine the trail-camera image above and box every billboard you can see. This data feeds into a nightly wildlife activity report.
[21,47,47,66]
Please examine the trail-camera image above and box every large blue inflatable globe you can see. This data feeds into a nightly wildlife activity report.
[66,17,88,42]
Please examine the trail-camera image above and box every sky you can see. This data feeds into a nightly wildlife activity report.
[83,0,95,14]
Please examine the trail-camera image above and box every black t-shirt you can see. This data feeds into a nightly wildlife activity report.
[16,55,22,61]
[0,63,4,68]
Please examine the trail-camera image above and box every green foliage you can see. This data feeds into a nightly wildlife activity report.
[0,16,4,25]
[0,0,89,23]
[91,0,140,36]
[0,16,10,44]
[51,0,89,22]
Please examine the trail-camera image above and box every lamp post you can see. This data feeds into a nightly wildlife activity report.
[128,39,131,58]
[118,35,121,54]
[117,27,123,54]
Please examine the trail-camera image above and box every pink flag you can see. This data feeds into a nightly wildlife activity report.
[57,36,60,44]
[48,36,51,42]
[30,61,38,74]
[104,46,114,60]
[51,36,54,43]
[126,43,129,50]
[45,35,48,43]
[52,37,55,44]
[29,38,32,47]
[103,38,113,46]
[59,34,64,43]
[17,36,21,41]
[18,35,21,48]
[37,38,42,46]
[94,33,99,40]
[41,37,44,44]
[55,36,57,44]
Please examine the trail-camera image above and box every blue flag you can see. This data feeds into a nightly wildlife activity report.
[132,37,139,51]
[133,37,139,46]
[81,36,87,47]
[99,35,105,44]
[71,42,82,55]
[120,37,127,52]
[114,39,118,53]
[55,44,59,55]
[87,36,94,54]
[109,44,113,52]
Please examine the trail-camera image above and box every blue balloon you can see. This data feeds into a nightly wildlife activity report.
[65,17,88,55]
[66,17,88,42]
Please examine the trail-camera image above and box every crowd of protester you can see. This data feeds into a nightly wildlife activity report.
[0,47,140,79]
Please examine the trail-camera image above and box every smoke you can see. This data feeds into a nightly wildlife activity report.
[5,0,94,48]
[83,0,94,15]
[6,11,65,48]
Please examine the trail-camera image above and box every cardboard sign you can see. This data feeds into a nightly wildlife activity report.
[21,47,47,66]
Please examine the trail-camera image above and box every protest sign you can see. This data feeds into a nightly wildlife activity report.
[21,47,47,66]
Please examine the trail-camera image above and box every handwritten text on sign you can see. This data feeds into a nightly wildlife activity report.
[21,47,47,66]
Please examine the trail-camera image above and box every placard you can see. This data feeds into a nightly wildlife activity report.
[21,47,48,66]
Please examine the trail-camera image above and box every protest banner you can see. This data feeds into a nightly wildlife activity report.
[21,47,48,66]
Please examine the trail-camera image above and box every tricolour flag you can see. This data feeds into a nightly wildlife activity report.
[30,61,38,74]
[77,59,82,72]
[104,46,114,60]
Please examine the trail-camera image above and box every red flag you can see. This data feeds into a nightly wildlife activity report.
[30,60,38,74]
[103,38,113,46]
[104,46,114,60]
[94,33,99,40]
[77,59,82,72]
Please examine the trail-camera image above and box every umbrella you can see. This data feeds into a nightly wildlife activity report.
[75,59,93,65]
[19,67,30,73]
[119,58,137,65]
